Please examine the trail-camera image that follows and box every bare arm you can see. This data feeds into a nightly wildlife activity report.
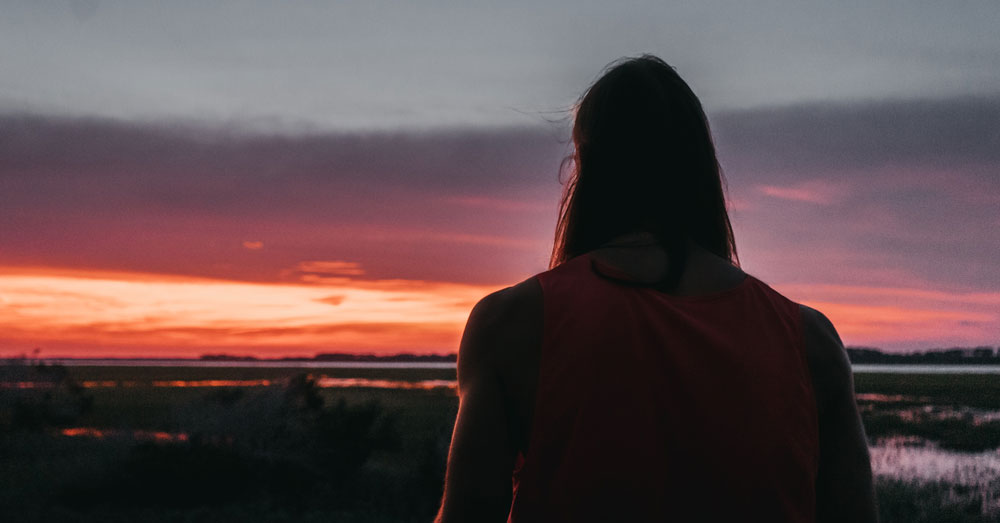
[435,288,524,523]
[800,305,878,523]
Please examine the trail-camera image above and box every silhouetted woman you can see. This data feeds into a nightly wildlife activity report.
[435,55,877,523]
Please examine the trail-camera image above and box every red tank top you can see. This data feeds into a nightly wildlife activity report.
[508,252,818,523]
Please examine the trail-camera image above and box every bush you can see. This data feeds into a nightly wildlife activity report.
[60,374,403,512]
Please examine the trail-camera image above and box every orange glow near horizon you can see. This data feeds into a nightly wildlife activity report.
[1,266,997,358]
[776,283,1000,348]
[0,266,498,358]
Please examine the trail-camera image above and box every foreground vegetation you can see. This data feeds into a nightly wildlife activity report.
[1,363,456,522]
[1,364,998,522]
[856,373,1000,452]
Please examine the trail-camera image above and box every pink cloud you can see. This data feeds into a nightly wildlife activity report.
[757,180,848,205]
[293,260,365,277]
[443,195,552,213]
[771,282,1000,350]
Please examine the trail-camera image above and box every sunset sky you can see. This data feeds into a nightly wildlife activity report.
[1,1,998,357]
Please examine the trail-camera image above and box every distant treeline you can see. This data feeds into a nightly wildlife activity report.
[200,348,1000,365]
[10,348,997,366]
[846,346,1000,365]
[200,352,459,363]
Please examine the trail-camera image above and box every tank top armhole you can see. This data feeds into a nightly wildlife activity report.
[752,278,817,412]
[518,273,550,462]
[791,300,821,471]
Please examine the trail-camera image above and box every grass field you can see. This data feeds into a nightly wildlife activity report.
[2,364,999,522]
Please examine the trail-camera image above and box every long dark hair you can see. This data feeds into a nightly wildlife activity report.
[551,55,738,288]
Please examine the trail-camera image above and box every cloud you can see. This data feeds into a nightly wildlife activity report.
[757,180,848,205]
[1,95,998,353]
[294,260,365,277]
[801,300,996,349]
[5,1,999,130]
[711,97,1000,295]
[441,195,553,213]
[317,295,346,306]
[0,112,565,284]
[242,240,263,250]
[712,95,1000,177]
[770,282,1000,350]
[0,267,499,357]
[0,113,567,202]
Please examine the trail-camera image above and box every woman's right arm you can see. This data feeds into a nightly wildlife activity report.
[800,305,879,523]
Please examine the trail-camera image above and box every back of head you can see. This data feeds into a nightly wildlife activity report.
[551,55,737,288]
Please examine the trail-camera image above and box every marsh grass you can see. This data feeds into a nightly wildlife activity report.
[3,365,999,521]
[856,373,1000,452]
[854,373,1000,409]
[1,363,456,522]
[876,479,999,523]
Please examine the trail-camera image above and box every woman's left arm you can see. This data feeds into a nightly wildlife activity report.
[435,289,521,523]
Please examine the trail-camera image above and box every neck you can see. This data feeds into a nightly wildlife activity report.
[589,234,744,296]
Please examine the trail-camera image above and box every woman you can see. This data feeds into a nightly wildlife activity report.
[435,55,877,522]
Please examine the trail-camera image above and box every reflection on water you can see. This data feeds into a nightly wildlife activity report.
[34,359,458,369]
[855,393,929,403]
[857,394,1000,426]
[2,377,458,390]
[892,405,1000,426]
[313,377,456,390]
[852,364,1000,374]
[871,436,1000,516]
[871,436,1000,485]
[150,379,275,388]
[60,427,189,442]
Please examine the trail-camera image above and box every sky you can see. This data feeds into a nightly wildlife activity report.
[1,1,999,357]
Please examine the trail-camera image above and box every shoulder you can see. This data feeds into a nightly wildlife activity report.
[457,277,543,385]
[798,304,853,412]
[466,277,542,333]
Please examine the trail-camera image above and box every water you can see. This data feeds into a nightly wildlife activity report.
[852,364,1000,374]
[1,377,457,391]
[13,359,1000,374]
[28,358,457,369]
[870,436,1000,515]
[872,437,1000,485]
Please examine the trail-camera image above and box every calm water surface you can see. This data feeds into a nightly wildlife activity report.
[22,359,1000,374]
[36,359,456,369]
[852,364,1000,374]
